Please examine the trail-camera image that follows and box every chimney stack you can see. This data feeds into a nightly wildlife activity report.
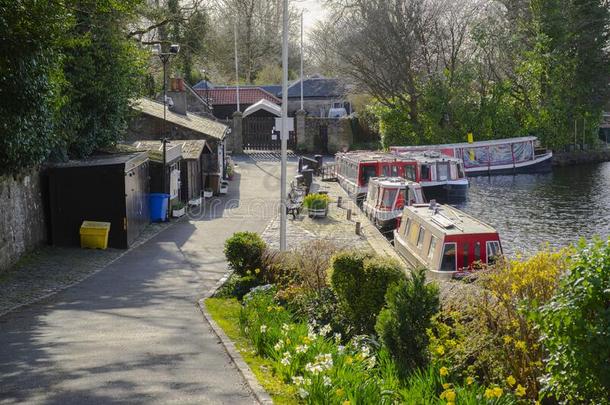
[167,78,188,115]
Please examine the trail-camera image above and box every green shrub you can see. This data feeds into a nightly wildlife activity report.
[539,238,610,404]
[376,268,439,379]
[329,251,405,334]
[224,232,266,276]
[303,193,330,210]
[215,274,261,300]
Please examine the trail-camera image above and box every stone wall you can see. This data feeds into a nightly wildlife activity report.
[0,169,46,273]
[296,113,353,153]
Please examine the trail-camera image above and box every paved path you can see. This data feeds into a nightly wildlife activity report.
[0,155,295,405]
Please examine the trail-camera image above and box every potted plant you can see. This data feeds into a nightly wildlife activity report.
[303,193,330,218]
[226,162,235,180]
[172,200,186,218]
[203,188,213,198]
[220,180,229,195]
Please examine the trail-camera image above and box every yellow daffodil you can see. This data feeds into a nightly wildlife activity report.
[440,389,456,402]
[335,388,345,397]
[515,340,527,351]
[436,346,445,356]
[342,401,351,405]
[484,388,495,399]
[466,376,474,385]
[506,375,516,386]
[442,383,451,389]
[345,356,353,365]
[440,367,449,377]
[254,268,260,274]
[515,384,526,397]
[492,387,503,398]
[503,335,512,345]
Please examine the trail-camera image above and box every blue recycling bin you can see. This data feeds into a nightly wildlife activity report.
[149,193,170,222]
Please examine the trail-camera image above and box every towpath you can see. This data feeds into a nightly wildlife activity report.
[0,155,294,404]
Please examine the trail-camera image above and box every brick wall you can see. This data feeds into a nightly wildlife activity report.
[0,169,46,273]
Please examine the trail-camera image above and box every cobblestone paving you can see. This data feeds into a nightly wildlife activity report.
[0,221,173,316]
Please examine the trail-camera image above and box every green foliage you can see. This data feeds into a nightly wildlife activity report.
[329,251,405,334]
[224,232,266,277]
[0,1,67,174]
[539,238,610,403]
[303,193,330,210]
[214,274,261,300]
[376,269,440,379]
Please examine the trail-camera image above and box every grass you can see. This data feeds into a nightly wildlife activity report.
[204,297,297,404]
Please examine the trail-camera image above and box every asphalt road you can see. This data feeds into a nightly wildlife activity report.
[0,155,295,405]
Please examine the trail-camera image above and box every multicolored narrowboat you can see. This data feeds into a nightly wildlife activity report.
[362,177,426,231]
[390,136,553,175]
[334,151,468,203]
[393,202,503,279]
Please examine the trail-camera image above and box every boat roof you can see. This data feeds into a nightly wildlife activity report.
[391,136,537,151]
[404,203,499,236]
[369,177,421,188]
[336,150,461,164]
[397,151,463,164]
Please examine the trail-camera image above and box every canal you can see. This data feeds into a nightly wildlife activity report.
[455,162,610,256]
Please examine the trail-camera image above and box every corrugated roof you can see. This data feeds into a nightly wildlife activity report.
[132,98,227,140]
[197,88,280,106]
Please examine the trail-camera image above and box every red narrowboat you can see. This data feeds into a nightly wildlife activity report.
[362,177,426,231]
[393,202,503,279]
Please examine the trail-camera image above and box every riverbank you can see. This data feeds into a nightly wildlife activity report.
[552,147,610,166]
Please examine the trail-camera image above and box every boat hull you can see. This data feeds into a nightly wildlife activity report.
[465,152,553,176]
[422,182,468,203]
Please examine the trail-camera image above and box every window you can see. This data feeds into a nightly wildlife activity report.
[391,165,399,177]
[437,163,449,181]
[428,236,438,260]
[381,189,398,209]
[420,165,431,180]
[486,241,502,264]
[417,226,426,248]
[382,165,391,177]
[457,163,465,179]
[440,243,457,272]
[404,165,416,181]
[402,218,411,237]
[360,165,377,185]
[474,242,481,262]
[462,243,470,269]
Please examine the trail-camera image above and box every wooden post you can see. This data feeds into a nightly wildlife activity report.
[337,196,342,208]
[347,208,352,221]
[355,221,361,235]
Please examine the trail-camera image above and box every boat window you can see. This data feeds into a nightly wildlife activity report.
[474,242,481,262]
[462,243,470,269]
[437,163,449,181]
[428,236,438,260]
[417,226,426,248]
[381,189,398,209]
[396,189,406,209]
[440,243,457,272]
[420,165,431,180]
[391,165,399,177]
[360,165,377,185]
[402,218,411,237]
[382,165,391,177]
[404,165,416,181]
[457,163,465,179]
[486,241,502,264]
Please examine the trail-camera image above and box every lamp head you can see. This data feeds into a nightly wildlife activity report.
[169,44,180,54]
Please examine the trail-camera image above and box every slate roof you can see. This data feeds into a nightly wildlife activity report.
[196,88,280,106]
[286,77,346,99]
[132,98,227,140]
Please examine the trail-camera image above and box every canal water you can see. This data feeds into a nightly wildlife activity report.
[454,162,610,257]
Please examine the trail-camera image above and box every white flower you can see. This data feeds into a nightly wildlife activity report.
[281,323,291,334]
[305,378,312,385]
[292,376,305,386]
[337,345,345,354]
[260,324,267,333]
[244,327,249,333]
[274,340,284,351]
[281,357,291,366]
[361,346,370,358]
[367,356,376,369]
[296,344,308,353]
[334,332,342,343]
[298,388,309,398]
[323,375,332,387]
[319,324,332,337]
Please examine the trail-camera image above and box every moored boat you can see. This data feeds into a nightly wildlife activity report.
[334,151,468,203]
[390,136,553,176]
[393,201,503,279]
[362,177,426,231]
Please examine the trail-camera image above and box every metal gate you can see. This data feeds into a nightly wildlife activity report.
[243,116,297,150]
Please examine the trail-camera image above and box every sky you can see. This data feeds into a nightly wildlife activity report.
[293,0,327,34]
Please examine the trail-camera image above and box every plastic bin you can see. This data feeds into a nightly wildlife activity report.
[80,221,111,249]
[150,193,170,222]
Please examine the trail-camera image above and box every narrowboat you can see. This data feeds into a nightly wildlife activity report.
[390,136,553,175]
[393,202,503,279]
[362,177,426,231]
[334,151,468,203]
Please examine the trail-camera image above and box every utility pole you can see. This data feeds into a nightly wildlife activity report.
[280,0,289,251]
[300,11,304,111]
[234,21,241,113]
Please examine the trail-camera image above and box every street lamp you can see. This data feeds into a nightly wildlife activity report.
[152,43,180,199]
[201,68,211,113]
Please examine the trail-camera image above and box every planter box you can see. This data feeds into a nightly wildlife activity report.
[219,181,229,195]
[308,206,328,218]
[203,190,213,198]
[172,207,186,218]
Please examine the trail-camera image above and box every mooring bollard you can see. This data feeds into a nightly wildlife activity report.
[355,221,361,235]
[347,208,352,221]
[337,196,342,208]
